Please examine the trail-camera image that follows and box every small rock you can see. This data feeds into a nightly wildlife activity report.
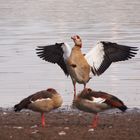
[69,113,74,116]
[88,128,94,132]
[30,125,38,129]
[58,131,66,136]
[78,113,82,116]
[31,130,39,134]
[3,112,7,115]
[13,126,23,129]
[109,126,113,129]
[128,118,131,121]
[64,118,69,122]
[10,136,13,139]
[64,127,69,130]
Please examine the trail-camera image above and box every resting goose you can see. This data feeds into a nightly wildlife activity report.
[36,35,138,98]
[14,88,63,127]
[74,88,127,128]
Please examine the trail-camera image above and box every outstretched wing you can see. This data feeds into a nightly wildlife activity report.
[85,41,138,76]
[36,43,71,76]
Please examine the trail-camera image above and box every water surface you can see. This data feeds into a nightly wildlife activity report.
[0,0,140,108]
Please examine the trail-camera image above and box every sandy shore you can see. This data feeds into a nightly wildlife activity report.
[0,107,140,140]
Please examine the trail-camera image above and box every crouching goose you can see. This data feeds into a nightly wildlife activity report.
[14,88,63,127]
[36,35,138,98]
[73,88,127,128]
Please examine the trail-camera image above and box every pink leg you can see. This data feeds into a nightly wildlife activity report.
[73,82,76,99]
[41,113,45,127]
[92,114,99,128]
[84,84,86,89]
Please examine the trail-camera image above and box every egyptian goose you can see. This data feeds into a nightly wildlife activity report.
[36,35,138,98]
[74,88,127,128]
[14,88,63,127]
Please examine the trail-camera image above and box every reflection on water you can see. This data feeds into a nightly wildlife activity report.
[0,0,140,108]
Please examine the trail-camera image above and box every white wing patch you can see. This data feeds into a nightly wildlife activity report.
[31,98,52,103]
[92,97,106,103]
[85,42,105,71]
[61,43,72,61]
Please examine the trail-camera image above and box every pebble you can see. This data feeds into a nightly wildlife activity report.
[64,127,69,130]
[3,112,7,115]
[30,125,38,129]
[31,130,39,134]
[64,118,69,122]
[13,126,23,129]
[69,113,74,116]
[78,113,82,116]
[58,131,66,136]
[88,128,94,132]
[109,126,113,129]
[128,118,131,121]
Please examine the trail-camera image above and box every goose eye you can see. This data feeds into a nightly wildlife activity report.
[76,35,80,39]
[87,88,91,92]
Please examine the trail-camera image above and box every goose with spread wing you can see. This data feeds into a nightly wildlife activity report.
[36,35,138,98]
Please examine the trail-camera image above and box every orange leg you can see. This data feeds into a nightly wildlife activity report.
[41,113,45,127]
[92,114,99,128]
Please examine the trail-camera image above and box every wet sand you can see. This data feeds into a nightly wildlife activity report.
[0,107,140,140]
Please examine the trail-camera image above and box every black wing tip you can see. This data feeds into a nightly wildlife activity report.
[128,47,139,58]
[36,46,47,50]
[14,104,21,112]
[119,105,128,112]
[36,43,64,51]
[130,47,139,53]
[101,41,139,51]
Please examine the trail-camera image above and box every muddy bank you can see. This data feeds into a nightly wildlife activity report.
[0,107,140,140]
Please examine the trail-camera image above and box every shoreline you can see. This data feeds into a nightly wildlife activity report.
[0,107,140,140]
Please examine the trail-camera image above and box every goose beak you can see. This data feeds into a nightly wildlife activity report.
[71,36,75,40]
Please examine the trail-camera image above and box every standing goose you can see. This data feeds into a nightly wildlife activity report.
[74,88,127,128]
[36,35,138,98]
[14,88,63,127]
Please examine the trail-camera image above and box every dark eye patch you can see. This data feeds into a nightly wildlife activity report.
[76,35,80,39]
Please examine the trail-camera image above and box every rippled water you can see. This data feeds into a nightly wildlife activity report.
[0,0,140,108]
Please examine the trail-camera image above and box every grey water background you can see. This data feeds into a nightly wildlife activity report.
[0,0,140,108]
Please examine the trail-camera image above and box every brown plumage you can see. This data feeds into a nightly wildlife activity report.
[74,88,127,128]
[67,36,91,97]
[14,88,63,127]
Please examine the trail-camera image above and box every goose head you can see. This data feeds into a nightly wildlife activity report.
[77,88,93,100]
[71,35,82,47]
